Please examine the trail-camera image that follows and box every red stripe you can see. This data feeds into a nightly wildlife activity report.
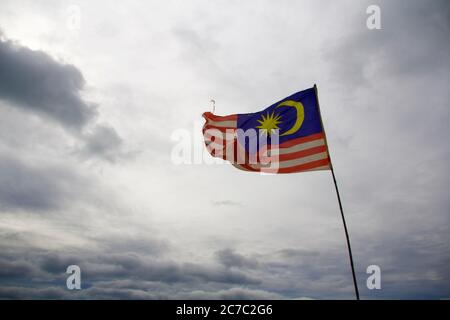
[278,132,325,148]
[204,136,235,147]
[250,132,325,154]
[205,138,237,162]
[232,157,330,174]
[252,132,325,152]
[202,112,238,122]
[203,125,237,133]
[203,129,236,142]
[238,162,259,172]
[262,158,331,174]
[272,145,328,162]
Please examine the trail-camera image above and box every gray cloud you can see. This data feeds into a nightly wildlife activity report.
[0,154,88,212]
[0,241,266,299]
[79,125,125,163]
[0,259,37,280]
[0,0,449,300]
[326,0,450,86]
[0,286,71,300]
[0,285,284,300]
[0,35,127,162]
[216,249,259,269]
[0,36,96,129]
[1,226,449,299]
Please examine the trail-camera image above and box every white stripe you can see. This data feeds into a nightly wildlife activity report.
[207,140,234,150]
[276,152,328,169]
[279,139,326,154]
[244,152,328,170]
[206,119,237,128]
[204,129,236,140]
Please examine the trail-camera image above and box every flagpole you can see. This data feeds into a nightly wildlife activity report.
[314,84,360,300]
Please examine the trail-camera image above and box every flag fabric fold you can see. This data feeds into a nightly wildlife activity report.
[202,87,331,174]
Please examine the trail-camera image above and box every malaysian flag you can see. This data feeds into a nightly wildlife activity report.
[202,86,331,174]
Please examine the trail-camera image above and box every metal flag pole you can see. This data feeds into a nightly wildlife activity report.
[314,84,360,300]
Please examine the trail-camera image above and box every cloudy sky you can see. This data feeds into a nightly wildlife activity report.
[0,0,449,299]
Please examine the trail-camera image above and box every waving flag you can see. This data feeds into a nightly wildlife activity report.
[202,86,331,174]
[202,85,361,299]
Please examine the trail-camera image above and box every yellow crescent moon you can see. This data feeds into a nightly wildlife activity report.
[276,100,305,136]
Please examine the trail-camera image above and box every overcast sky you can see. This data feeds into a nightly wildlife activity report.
[0,0,449,299]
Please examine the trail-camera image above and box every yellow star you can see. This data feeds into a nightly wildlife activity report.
[256,111,282,136]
